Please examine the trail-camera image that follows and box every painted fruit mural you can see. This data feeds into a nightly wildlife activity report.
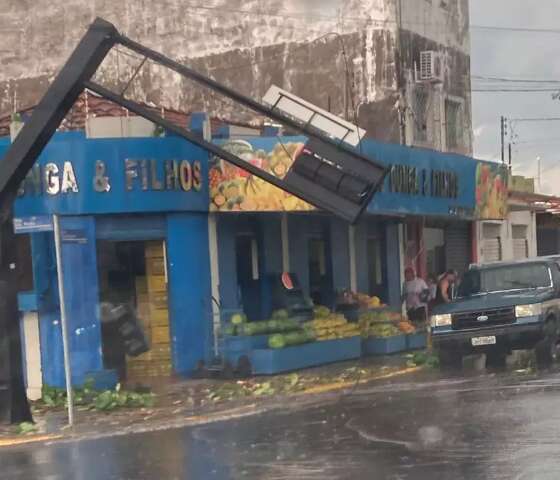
[209,139,314,212]
[475,162,508,219]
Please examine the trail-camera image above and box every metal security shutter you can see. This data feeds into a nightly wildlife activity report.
[512,225,529,260]
[513,239,528,259]
[483,238,502,262]
[444,223,471,273]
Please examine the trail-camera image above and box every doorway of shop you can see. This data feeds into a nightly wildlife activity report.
[96,240,172,382]
[308,235,334,307]
[235,234,262,321]
[367,234,387,301]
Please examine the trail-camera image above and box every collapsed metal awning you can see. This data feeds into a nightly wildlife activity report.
[0,18,387,223]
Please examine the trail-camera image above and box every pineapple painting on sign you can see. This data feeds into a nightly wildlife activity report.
[475,161,508,219]
[209,139,314,212]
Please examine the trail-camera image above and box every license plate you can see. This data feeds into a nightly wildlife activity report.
[471,336,496,346]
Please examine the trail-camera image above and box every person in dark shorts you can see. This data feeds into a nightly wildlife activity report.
[434,269,458,306]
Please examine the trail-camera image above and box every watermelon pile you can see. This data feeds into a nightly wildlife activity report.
[224,310,301,337]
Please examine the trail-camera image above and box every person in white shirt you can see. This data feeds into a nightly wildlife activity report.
[402,267,429,324]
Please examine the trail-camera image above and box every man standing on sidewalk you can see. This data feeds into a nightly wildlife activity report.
[402,267,429,324]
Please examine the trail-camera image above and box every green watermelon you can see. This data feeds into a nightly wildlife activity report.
[223,325,237,336]
[268,334,286,349]
[313,306,330,318]
[230,313,247,325]
[272,309,289,320]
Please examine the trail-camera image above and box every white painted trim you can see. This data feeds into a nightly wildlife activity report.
[22,312,42,401]
[349,225,357,292]
[281,214,290,272]
[251,238,259,280]
[208,214,221,355]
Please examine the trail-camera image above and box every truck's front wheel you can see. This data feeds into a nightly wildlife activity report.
[535,320,559,368]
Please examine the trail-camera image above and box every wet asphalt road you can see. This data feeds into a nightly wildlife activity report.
[3,370,560,479]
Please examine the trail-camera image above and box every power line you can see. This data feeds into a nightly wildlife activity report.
[472,75,560,84]
[510,117,560,122]
[472,88,560,92]
[183,4,560,35]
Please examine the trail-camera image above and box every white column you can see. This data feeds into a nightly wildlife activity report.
[53,214,74,426]
[22,312,42,401]
[208,214,221,355]
[348,225,357,292]
[281,213,290,272]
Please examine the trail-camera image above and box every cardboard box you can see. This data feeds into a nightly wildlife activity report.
[149,291,168,309]
[152,326,170,344]
[150,309,169,327]
[147,257,166,276]
[145,241,164,258]
[135,277,148,294]
[147,275,167,293]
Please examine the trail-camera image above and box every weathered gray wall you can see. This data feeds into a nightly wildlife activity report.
[0,0,471,148]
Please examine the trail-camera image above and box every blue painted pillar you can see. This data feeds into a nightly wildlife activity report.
[330,217,350,291]
[216,216,240,311]
[167,212,213,375]
[31,232,65,387]
[58,216,103,386]
[288,215,310,295]
[355,221,369,293]
[385,222,402,308]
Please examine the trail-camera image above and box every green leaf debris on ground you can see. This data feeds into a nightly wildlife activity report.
[38,379,156,412]
[16,422,38,435]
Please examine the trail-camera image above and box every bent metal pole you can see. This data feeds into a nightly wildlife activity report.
[53,214,75,426]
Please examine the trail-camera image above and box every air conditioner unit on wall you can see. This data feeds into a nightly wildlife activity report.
[417,51,444,83]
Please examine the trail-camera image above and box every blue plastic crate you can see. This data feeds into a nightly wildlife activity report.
[406,332,427,350]
[223,335,269,366]
[249,337,361,375]
[362,335,407,356]
[84,369,119,390]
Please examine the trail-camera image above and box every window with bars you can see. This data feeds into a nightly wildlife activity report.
[445,98,463,150]
[412,87,429,143]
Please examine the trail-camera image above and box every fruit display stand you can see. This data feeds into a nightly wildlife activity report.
[221,307,362,375]
[223,334,269,366]
[359,309,412,356]
[249,337,362,375]
[362,334,407,355]
[406,331,428,350]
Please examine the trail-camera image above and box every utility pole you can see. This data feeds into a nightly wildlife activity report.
[508,143,512,172]
[0,212,32,424]
[500,116,507,163]
[537,156,541,191]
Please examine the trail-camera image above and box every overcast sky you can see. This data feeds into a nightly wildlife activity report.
[470,0,560,194]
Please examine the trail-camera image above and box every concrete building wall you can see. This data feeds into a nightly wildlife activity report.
[476,210,537,264]
[0,0,471,151]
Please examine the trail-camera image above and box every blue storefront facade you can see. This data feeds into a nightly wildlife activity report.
[0,119,502,388]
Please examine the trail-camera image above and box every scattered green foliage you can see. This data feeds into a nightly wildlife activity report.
[40,379,155,412]
[16,422,37,435]
[407,350,440,368]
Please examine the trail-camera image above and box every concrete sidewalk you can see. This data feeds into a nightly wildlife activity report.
[0,354,425,448]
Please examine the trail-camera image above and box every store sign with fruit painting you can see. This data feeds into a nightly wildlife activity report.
[209,138,314,212]
[474,162,509,219]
